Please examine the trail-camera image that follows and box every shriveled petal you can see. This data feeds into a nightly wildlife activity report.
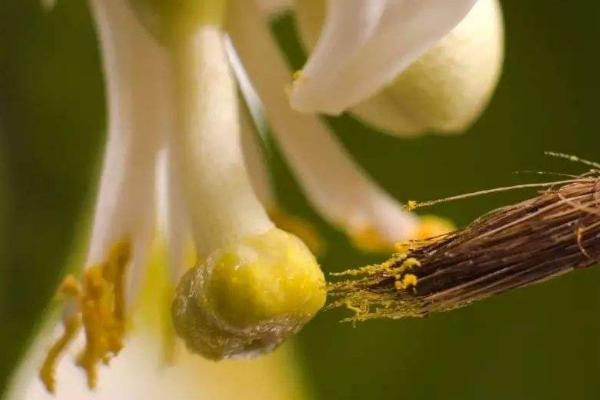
[228,0,422,250]
[87,0,172,303]
[290,0,477,115]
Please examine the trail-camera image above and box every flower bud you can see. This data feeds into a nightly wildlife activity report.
[295,0,504,136]
[172,228,326,360]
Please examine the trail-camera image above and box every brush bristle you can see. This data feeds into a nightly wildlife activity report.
[328,176,600,321]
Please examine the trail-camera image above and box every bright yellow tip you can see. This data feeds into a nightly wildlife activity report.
[349,225,395,253]
[172,228,326,360]
[395,273,418,290]
[410,215,455,240]
[350,216,454,254]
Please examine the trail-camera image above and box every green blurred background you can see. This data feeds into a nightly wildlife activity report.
[2,0,600,398]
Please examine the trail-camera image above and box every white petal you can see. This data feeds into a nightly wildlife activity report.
[290,0,477,115]
[87,0,172,303]
[350,0,504,136]
[228,0,418,246]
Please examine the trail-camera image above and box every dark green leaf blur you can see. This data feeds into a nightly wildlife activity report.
[1,0,600,398]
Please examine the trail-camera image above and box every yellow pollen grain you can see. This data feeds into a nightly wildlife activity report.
[39,314,82,393]
[39,277,83,393]
[39,241,131,392]
[60,275,82,298]
[389,257,421,277]
[401,258,421,270]
[406,200,418,211]
[394,241,412,254]
[77,266,108,388]
[395,274,418,290]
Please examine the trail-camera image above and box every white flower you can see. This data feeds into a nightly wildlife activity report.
[7,0,493,396]
[292,0,504,136]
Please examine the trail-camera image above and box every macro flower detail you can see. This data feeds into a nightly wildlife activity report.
[7,0,504,396]
[18,0,325,393]
[290,0,479,114]
[329,172,600,322]
[293,0,504,136]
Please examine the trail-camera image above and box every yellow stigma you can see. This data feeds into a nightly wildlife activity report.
[172,228,326,360]
[39,241,131,392]
[128,0,227,44]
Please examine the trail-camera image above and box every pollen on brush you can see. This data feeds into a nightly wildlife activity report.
[328,161,600,322]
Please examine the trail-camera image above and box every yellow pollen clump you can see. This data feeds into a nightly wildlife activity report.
[394,241,413,254]
[406,200,418,211]
[392,257,421,291]
[395,273,418,290]
[39,241,131,392]
[400,257,421,270]
[39,277,82,393]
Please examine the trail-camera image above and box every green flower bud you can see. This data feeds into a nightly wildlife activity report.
[172,228,326,360]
